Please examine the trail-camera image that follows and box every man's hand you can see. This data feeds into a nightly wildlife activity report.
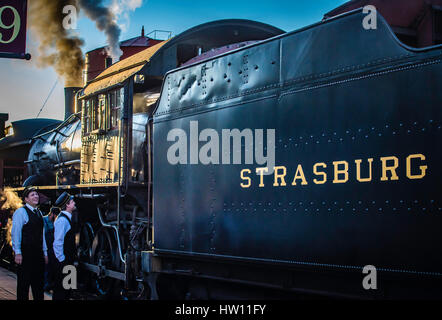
[15,254,22,265]
[44,255,48,264]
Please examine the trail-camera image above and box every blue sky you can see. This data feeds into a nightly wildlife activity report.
[0,0,347,124]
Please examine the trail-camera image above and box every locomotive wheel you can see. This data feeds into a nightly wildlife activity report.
[90,227,123,299]
[77,223,94,263]
[76,223,95,291]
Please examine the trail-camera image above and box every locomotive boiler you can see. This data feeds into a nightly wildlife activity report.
[1,8,442,300]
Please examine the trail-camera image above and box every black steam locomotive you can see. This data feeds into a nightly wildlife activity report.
[1,10,442,299]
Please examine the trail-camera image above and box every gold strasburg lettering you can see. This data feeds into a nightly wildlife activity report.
[240,154,428,188]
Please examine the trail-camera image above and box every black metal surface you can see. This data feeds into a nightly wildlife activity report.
[152,9,442,281]
[26,116,82,186]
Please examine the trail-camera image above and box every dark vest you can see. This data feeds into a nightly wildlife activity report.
[58,213,76,264]
[21,206,44,257]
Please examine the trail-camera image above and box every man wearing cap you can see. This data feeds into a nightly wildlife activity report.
[52,192,77,300]
[11,187,48,300]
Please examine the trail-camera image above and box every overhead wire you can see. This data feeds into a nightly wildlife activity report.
[36,78,58,118]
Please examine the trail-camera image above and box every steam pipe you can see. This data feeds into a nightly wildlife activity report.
[97,206,126,265]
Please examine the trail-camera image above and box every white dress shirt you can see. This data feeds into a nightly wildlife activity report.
[53,211,72,263]
[11,203,48,256]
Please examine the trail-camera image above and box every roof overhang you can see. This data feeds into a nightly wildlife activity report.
[81,40,168,99]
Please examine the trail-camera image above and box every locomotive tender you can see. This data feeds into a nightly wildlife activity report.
[2,9,442,299]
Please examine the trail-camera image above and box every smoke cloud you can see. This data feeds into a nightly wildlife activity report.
[111,0,143,32]
[29,0,85,87]
[0,191,21,246]
[0,190,22,212]
[77,0,123,61]
[29,0,143,85]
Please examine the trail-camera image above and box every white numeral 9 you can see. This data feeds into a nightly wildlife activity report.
[0,6,21,44]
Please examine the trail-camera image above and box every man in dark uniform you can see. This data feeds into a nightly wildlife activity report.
[43,206,59,291]
[52,192,77,300]
[11,187,48,300]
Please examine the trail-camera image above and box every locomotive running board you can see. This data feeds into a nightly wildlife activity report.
[80,262,126,281]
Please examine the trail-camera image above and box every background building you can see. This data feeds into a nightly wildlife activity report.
[83,27,166,85]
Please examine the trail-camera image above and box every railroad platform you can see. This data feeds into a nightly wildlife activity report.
[0,267,52,300]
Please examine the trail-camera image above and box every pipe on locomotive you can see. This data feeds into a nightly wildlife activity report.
[97,205,126,265]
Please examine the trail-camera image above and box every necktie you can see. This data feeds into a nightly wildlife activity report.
[34,209,41,218]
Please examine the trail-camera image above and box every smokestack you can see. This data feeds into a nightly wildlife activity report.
[64,87,82,120]
[105,56,113,68]
[142,26,145,37]
[0,113,8,139]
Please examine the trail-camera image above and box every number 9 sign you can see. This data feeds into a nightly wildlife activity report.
[0,6,21,44]
[0,0,28,60]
